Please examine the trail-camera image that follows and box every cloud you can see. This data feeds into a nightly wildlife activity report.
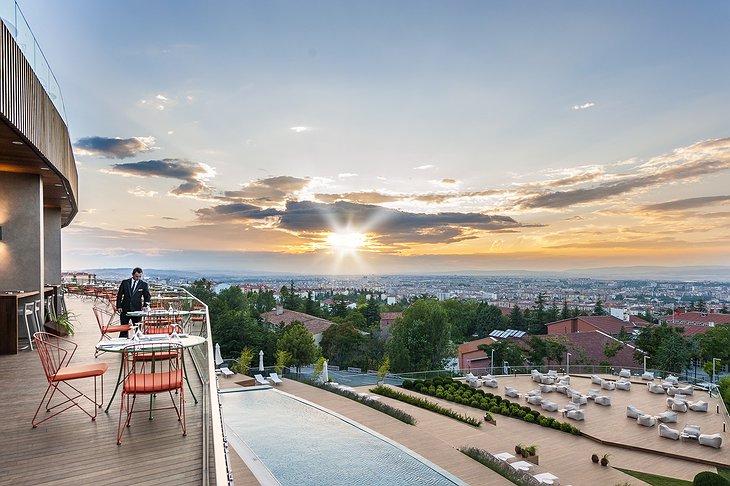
[128,186,158,198]
[515,138,730,210]
[107,158,215,197]
[414,164,436,170]
[315,191,401,205]
[196,203,282,221]
[641,195,730,212]
[572,102,595,110]
[441,178,457,184]
[74,136,157,159]
[139,93,177,111]
[222,176,310,204]
[290,126,310,133]
[338,173,358,178]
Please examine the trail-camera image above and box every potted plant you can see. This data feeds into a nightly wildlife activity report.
[591,453,599,463]
[44,310,76,336]
[514,443,524,456]
[600,453,610,466]
[522,444,539,465]
[483,412,496,425]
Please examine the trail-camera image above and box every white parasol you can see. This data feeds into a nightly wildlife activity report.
[259,350,265,372]
[214,343,223,366]
[322,360,329,383]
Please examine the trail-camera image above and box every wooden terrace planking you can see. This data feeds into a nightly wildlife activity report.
[0,298,206,486]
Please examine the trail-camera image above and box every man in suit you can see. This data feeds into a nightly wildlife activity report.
[116,267,151,337]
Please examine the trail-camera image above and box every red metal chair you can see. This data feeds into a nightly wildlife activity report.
[93,306,130,356]
[32,332,109,427]
[117,343,186,445]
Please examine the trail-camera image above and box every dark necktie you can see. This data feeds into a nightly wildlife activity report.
[131,281,137,294]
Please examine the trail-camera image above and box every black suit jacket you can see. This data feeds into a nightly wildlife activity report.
[116,278,151,313]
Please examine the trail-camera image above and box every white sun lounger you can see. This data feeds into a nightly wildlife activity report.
[533,472,560,485]
[218,366,234,378]
[254,374,270,385]
[269,372,283,385]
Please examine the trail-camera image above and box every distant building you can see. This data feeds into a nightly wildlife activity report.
[655,311,730,336]
[261,306,335,346]
[546,315,648,336]
[379,312,402,336]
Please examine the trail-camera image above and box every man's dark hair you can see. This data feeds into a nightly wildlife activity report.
[132,267,143,275]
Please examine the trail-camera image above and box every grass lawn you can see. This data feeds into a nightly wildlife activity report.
[718,467,730,481]
[616,467,693,486]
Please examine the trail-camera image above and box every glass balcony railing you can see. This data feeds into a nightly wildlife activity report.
[0,0,68,123]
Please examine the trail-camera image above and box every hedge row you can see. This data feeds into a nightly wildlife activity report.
[370,385,482,427]
[301,379,416,425]
[402,377,580,435]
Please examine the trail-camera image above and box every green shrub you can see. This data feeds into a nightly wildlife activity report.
[524,413,535,423]
[551,421,562,430]
[371,385,481,427]
[435,390,444,398]
[402,379,414,390]
[693,471,730,486]
[490,405,500,413]
[560,422,572,432]
[428,385,436,394]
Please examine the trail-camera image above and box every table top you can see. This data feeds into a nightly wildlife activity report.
[95,334,206,352]
[127,309,192,317]
[0,290,40,298]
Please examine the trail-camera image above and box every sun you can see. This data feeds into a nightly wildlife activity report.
[325,231,368,253]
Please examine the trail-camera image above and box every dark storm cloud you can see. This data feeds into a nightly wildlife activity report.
[109,158,214,196]
[74,136,156,159]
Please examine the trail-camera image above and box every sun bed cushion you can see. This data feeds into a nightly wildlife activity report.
[595,396,611,406]
[571,394,587,405]
[616,380,631,391]
[648,383,665,394]
[689,400,708,412]
[637,414,656,427]
[698,433,723,448]
[601,380,616,390]
[682,424,701,439]
[591,375,603,385]
[665,374,679,384]
[641,371,655,381]
[619,368,631,378]
[505,387,520,398]
[527,395,543,405]
[483,378,499,388]
[540,400,558,412]
[658,410,678,423]
[627,405,643,419]
[671,401,689,413]
[469,379,483,388]
[540,384,555,393]
[218,366,234,377]
[659,423,680,440]
[587,388,599,399]
[567,409,585,421]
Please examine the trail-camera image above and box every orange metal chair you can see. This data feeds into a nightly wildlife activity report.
[117,343,186,445]
[141,315,181,335]
[93,306,130,356]
[32,332,109,427]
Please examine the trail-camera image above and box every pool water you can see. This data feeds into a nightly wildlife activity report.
[220,389,465,486]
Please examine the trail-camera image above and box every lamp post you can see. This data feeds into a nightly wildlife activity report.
[491,349,494,376]
[644,355,650,374]
[712,358,721,385]
[566,352,571,376]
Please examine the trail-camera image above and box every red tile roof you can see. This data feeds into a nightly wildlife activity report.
[546,316,647,335]
[657,312,730,326]
[261,309,335,335]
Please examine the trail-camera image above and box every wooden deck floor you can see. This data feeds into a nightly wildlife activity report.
[222,373,727,486]
[0,297,207,486]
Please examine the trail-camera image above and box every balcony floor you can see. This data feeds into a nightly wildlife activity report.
[0,297,206,485]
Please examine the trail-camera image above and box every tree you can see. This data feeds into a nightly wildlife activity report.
[330,295,349,318]
[476,340,526,369]
[603,340,624,359]
[319,322,366,368]
[655,332,692,373]
[720,304,729,314]
[593,299,606,316]
[251,289,275,315]
[278,321,320,374]
[509,305,526,331]
[474,302,507,337]
[386,298,450,372]
[232,347,255,375]
[441,299,479,341]
[184,278,216,306]
[362,295,381,327]
[633,324,687,366]
[698,325,730,364]
[527,293,547,335]
[273,349,291,375]
[560,299,570,320]
[617,326,631,342]
[304,291,320,317]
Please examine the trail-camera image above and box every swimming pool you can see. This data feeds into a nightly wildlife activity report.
[220,389,466,486]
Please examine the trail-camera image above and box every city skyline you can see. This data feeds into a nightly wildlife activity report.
[20,1,730,275]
